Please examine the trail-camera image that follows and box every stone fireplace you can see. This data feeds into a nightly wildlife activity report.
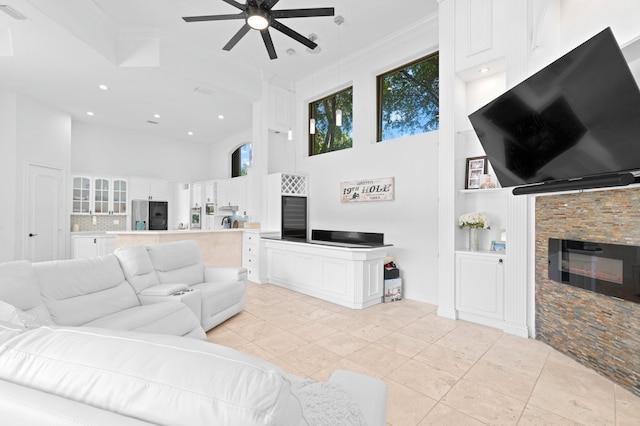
[536,187,640,397]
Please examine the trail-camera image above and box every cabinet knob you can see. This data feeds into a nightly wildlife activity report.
[498,258,503,264]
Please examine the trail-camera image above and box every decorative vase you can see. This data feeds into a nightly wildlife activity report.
[468,227,479,251]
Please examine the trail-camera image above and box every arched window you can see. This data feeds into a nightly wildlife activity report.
[231,143,252,177]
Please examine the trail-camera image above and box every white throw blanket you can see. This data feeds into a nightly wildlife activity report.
[289,375,367,426]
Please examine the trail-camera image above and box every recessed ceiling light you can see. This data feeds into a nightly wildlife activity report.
[86,111,94,116]
[154,113,160,118]
[218,115,224,119]
[98,84,108,90]
[479,67,489,73]
[188,131,193,136]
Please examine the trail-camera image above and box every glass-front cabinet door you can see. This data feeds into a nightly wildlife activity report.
[72,176,91,214]
[112,179,127,214]
[93,177,110,214]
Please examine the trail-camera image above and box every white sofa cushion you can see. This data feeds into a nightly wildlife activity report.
[146,240,205,285]
[0,326,303,425]
[33,255,139,326]
[0,261,52,325]
[84,301,206,339]
[114,245,161,294]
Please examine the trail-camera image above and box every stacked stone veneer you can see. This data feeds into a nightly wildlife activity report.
[536,187,640,397]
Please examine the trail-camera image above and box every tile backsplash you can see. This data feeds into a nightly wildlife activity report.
[71,215,127,232]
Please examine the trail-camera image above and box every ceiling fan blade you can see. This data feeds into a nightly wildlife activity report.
[221,0,246,10]
[271,8,335,19]
[223,24,251,51]
[183,13,245,22]
[270,20,317,50]
[261,30,277,60]
[260,0,280,10]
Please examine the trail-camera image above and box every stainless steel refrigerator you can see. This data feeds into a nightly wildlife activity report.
[131,200,168,231]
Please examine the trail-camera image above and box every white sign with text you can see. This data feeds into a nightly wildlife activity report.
[340,177,395,203]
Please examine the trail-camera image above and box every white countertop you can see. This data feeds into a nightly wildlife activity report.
[106,229,245,235]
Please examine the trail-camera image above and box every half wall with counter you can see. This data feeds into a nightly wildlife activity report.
[264,238,389,309]
[109,229,243,267]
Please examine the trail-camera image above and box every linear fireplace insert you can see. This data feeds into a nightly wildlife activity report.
[548,238,640,304]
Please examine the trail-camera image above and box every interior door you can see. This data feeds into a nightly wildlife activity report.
[27,164,64,262]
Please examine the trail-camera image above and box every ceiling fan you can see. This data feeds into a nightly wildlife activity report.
[182,0,335,60]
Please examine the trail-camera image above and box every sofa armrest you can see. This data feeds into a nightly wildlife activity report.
[204,267,247,282]
[139,284,188,297]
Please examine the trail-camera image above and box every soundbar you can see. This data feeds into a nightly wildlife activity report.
[512,172,636,195]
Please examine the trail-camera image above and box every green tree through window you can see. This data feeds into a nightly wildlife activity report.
[377,53,439,141]
[309,87,353,156]
[231,143,252,177]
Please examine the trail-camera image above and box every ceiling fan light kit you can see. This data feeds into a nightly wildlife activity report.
[182,0,335,60]
[246,8,269,30]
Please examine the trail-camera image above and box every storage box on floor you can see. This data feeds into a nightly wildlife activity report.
[383,260,401,303]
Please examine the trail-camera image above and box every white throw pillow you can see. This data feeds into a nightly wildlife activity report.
[0,300,52,329]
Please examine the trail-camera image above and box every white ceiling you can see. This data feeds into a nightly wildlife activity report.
[0,0,439,144]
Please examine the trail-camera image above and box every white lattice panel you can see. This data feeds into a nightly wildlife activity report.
[281,174,307,196]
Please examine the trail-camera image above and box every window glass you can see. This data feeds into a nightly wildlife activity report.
[309,87,353,156]
[231,143,252,177]
[377,53,439,141]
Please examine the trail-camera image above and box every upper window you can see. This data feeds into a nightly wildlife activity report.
[231,143,252,177]
[377,53,439,142]
[309,87,353,156]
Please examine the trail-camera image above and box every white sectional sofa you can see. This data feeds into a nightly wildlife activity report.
[0,238,387,425]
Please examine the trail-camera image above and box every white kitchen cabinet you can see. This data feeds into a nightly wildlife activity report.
[216,177,247,213]
[71,234,115,259]
[204,181,216,204]
[265,238,386,309]
[130,178,168,201]
[455,250,504,328]
[191,182,203,208]
[71,175,127,215]
[242,230,267,283]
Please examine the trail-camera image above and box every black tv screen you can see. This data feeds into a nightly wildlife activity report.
[468,27,640,188]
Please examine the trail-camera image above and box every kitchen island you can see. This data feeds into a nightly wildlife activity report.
[109,229,243,267]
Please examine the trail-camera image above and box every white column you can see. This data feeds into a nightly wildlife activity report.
[437,0,457,319]
[502,0,531,337]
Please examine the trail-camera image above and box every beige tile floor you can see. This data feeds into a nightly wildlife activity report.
[206,283,640,425]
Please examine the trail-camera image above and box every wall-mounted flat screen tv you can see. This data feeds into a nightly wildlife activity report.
[468,27,640,190]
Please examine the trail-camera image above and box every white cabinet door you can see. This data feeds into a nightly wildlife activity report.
[130,178,168,201]
[191,182,203,207]
[71,176,92,214]
[148,179,168,200]
[456,252,504,320]
[72,236,99,259]
[204,181,216,203]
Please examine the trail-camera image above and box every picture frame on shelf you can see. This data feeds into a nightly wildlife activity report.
[465,156,488,189]
[490,240,506,253]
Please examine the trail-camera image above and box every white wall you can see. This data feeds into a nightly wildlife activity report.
[0,93,72,261]
[71,121,212,182]
[0,93,18,262]
[207,128,252,180]
[285,16,440,303]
